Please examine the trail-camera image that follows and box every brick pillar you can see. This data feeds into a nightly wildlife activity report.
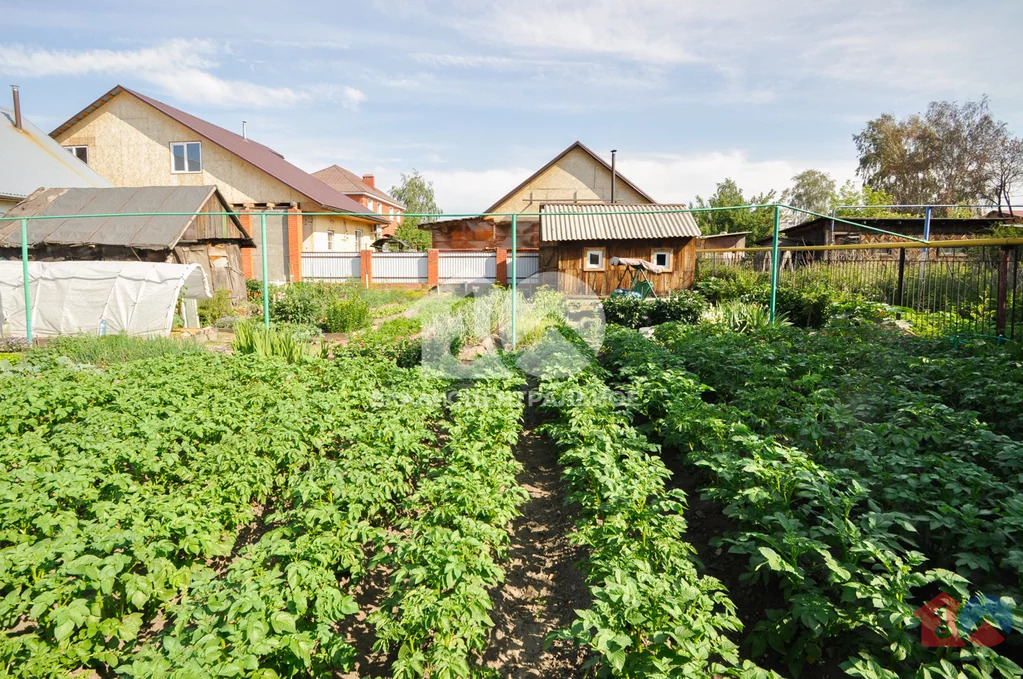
[239,210,254,279]
[427,248,439,288]
[361,249,373,287]
[495,248,507,286]
[287,208,302,282]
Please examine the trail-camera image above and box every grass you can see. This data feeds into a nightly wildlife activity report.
[34,334,206,367]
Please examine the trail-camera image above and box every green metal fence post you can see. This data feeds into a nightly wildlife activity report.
[769,205,780,323]
[260,212,270,329]
[21,218,31,343]
[510,213,518,351]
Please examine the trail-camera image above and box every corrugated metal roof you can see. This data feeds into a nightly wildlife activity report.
[540,203,701,242]
[312,165,405,208]
[0,107,112,203]
[0,186,252,249]
[50,86,386,223]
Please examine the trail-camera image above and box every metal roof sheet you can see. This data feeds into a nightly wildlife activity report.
[0,107,112,203]
[539,203,701,242]
[51,86,386,224]
[312,165,405,208]
[0,186,251,249]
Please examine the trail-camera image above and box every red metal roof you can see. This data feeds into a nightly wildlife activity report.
[313,164,405,209]
[50,86,385,223]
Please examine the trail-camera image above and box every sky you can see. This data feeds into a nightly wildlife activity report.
[1,0,1020,214]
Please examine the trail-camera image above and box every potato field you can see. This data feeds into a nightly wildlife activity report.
[1,309,1022,678]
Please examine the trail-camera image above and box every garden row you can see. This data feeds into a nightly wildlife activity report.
[598,325,1022,678]
[534,338,780,678]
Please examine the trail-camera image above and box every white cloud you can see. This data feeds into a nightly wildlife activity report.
[0,40,362,110]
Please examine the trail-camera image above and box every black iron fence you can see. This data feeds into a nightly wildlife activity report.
[696,242,1023,340]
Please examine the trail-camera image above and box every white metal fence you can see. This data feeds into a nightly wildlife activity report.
[301,252,360,281]
[300,250,540,285]
[438,251,496,283]
[512,253,539,281]
[372,252,428,283]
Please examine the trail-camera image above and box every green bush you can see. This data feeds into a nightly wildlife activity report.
[601,294,652,329]
[268,284,323,325]
[245,278,263,300]
[324,297,370,333]
[333,316,422,367]
[743,284,834,328]
[649,290,707,325]
[694,269,769,303]
[198,289,234,327]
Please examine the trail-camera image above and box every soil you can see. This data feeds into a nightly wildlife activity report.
[481,421,591,678]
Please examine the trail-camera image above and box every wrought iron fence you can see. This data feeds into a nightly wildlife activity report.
[697,243,1023,340]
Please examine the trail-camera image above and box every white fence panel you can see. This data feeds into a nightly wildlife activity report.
[373,252,428,283]
[301,252,360,281]
[512,252,539,281]
[438,251,497,283]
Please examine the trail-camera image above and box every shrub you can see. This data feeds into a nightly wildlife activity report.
[333,316,422,368]
[245,278,263,300]
[694,269,769,303]
[269,285,322,325]
[702,301,787,333]
[198,289,234,327]
[649,290,707,325]
[743,284,834,328]
[602,294,653,328]
[324,297,370,333]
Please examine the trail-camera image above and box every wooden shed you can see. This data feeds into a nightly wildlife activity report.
[0,186,254,301]
[538,204,700,296]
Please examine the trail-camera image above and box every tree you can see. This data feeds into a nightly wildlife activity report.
[854,97,1006,205]
[781,169,836,220]
[389,169,441,250]
[984,135,1023,215]
[833,181,905,218]
[693,178,777,242]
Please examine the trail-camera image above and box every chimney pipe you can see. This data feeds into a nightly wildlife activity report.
[242,120,247,140]
[362,174,375,189]
[610,149,617,204]
[11,85,22,130]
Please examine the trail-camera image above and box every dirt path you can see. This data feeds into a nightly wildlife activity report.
[482,424,591,678]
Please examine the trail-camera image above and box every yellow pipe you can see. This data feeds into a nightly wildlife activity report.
[697,237,1023,254]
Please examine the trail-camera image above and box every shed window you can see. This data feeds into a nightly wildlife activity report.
[652,250,671,271]
[64,145,88,164]
[584,248,605,271]
[327,230,335,250]
[171,142,202,173]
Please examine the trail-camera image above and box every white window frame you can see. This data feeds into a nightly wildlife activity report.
[326,230,335,251]
[64,145,89,164]
[652,250,672,271]
[354,229,364,250]
[584,247,605,271]
[170,141,203,174]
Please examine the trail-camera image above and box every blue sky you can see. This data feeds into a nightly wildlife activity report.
[1,0,1020,213]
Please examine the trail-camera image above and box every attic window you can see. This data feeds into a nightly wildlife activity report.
[64,146,88,164]
[170,142,202,173]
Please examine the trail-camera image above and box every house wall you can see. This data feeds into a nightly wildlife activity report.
[54,91,381,280]
[489,146,651,223]
[0,198,17,216]
[540,237,696,296]
[304,214,374,252]
[427,219,540,250]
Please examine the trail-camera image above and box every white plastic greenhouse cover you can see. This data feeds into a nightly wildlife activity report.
[0,261,211,338]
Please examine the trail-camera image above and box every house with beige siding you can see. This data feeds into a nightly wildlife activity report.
[50,85,386,282]
[422,141,655,249]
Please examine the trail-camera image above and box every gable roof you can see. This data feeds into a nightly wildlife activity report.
[312,165,405,208]
[0,107,112,203]
[484,141,656,214]
[540,203,701,242]
[50,86,385,223]
[0,186,253,249]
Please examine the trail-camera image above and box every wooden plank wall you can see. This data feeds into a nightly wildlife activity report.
[540,237,696,296]
[180,194,248,242]
[428,219,540,249]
